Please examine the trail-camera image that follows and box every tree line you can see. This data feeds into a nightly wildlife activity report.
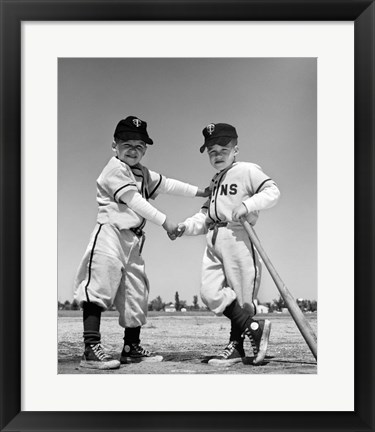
[265,296,317,313]
[148,292,202,311]
[58,293,317,313]
[58,292,202,311]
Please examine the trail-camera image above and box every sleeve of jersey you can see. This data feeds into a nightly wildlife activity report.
[243,183,280,213]
[183,205,209,236]
[119,189,166,226]
[101,168,138,203]
[242,165,281,213]
[147,170,198,198]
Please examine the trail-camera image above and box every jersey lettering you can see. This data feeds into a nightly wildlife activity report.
[219,183,238,196]
[220,184,228,195]
[229,184,237,195]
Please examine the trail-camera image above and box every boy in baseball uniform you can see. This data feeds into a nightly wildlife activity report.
[74,116,209,369]
[172,122,280,366]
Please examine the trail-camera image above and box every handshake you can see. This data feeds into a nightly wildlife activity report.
[162,218,186,241]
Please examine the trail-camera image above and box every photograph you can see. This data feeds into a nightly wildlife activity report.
[58,57,317,374]
[1,0,373,429]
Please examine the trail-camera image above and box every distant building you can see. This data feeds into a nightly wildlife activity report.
[257,304,269,314]
[165,303,176,312]
[181,308,187,312]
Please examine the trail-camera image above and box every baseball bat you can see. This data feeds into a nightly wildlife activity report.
[241,219,317,360]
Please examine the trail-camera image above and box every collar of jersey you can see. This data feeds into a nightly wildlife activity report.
[216,161,237,175]
[115,156,142,171]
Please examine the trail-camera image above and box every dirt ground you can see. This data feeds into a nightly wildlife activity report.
[58,311,317,374]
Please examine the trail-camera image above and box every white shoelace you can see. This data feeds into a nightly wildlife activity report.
[243,329,259,355]
[249,335,258,355]
[91,344,110,361]
[133,344,152,356]
[220,342,237,358]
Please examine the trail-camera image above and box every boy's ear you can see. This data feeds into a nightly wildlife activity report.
[112,140,117,152]
[234,145,239,156]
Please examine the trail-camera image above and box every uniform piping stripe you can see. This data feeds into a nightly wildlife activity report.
[84,223,104,303]
[142,177,147,199]
[208,203,214,222]
[207,184,214,221]
[114,183,137,202]
[249,240,258,302]
[149,174,163,199]
[212,170,227,221]
[131,166,143,172]
[131,171,145,180]
[255,178,272,194]
[129,166,147,198]
[134,217,147,231]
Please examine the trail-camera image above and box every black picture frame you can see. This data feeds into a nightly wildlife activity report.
[1,1,374,431]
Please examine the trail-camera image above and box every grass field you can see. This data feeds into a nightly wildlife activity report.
[58,310,317,374]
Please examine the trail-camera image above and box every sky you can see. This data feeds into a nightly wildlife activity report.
[58,58,317,306]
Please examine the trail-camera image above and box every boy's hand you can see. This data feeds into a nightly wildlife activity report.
[167,223,186,241]
[162,217,178,235]
[196,186,211,198]
[232,203,248,222]
[175,223,186,237]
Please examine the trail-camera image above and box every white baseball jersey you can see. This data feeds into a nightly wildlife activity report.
[74,156,197,327]
[96,156,196,230]
[183,161,280,316]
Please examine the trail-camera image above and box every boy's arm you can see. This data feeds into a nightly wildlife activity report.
[181,211,208,236]
[177,197,210,236]
[161,177,209,197]
[196,186,211,197]
[242,182,280,213]
[120,189,177,233]
[169,210,208,240]
[147,170,210,199]
[233,182,280,221]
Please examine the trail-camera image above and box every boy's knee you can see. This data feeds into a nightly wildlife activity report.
[200,290,222,313]
[243,301,256,317]
[200,289,211,308]
[200,289,231,315]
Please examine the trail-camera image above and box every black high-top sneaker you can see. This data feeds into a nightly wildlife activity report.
[208,340,245,366]
[80,343,120,370]
[120,342,163,364]
[243,319,271,365]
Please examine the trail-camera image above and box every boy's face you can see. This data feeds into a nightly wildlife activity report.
[207,143,238,171]
[112,139,147,166]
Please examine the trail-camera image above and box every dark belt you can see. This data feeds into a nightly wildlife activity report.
[130,227,146,254]
[130,227,144,237]
[208,222,228,245]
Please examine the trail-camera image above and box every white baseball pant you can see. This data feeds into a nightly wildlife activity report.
[200,224,261,316]
[74,223,149,328]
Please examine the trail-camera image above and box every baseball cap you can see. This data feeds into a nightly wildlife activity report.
[114,116,153,144]
[200,123,238,153]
